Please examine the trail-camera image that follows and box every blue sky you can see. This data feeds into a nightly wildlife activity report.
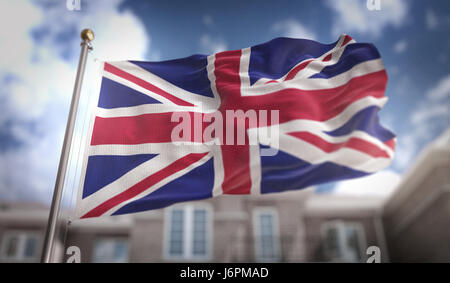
[0,0,449,203]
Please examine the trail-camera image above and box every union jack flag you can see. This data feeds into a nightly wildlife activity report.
[76,35,396,218]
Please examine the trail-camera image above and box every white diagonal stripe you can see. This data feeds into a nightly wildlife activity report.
[241,58,385,95]
[103,152,213,217]
[107,61,218,110]
[277,133,392,173]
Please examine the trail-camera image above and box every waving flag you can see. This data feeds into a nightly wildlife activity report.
[76,35,395,218]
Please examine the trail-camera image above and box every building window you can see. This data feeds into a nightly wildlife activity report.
[0,231,40,262]
[321,221,366,262]
[165,204,211,260]
[168,208,184,256]
[92,238,129,263]
[192,209,207,256]
[253,208,280,262]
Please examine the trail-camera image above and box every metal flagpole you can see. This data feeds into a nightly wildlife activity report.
[41,29,94,263]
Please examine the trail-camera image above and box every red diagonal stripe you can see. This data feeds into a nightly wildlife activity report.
[288,131,391,158]
[81,152,209,218]
[383,138,396,152]
[341,35,353,47]
[104,63,194,107]
[284,60,313,81]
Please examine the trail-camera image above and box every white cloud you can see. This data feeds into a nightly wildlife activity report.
[426,74,450,101]
[426,9,439,30]
[411,104,449,125]
[393,134,417,169]
[271,19,316,40]
[393,39,407,54]
[334,170,401,198]
[395,74,450,169]
[411,75,450,125]
[199,34,228,54]
[0,0,151,203]
[0,1,42,74]
[31,0,150,62]
[326,0,408,38]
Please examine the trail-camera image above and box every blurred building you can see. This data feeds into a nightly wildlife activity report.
[0,128,449,263]
[383,128,450,262]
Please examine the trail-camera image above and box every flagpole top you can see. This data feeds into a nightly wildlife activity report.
[80,29,94,42]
